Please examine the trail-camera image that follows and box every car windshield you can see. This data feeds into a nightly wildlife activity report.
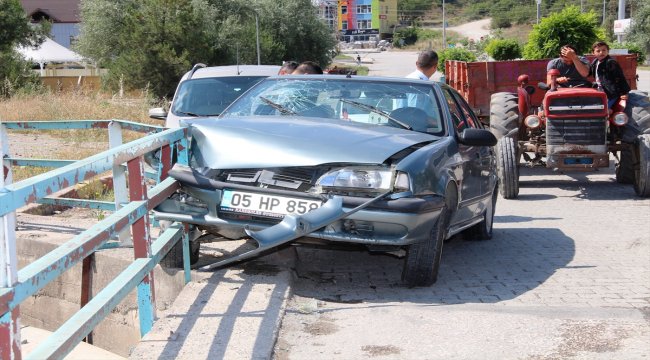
[172,76,267,117]
[222,77,445,135]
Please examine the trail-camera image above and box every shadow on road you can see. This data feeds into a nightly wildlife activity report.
[290,226,574,305]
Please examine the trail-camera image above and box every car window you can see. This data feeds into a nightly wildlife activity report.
[222,78,446,136]
[449,89,482,129]
[442,88,472,131]
[172,76,267,117]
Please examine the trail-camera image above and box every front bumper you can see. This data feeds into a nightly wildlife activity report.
[154,165,445,247]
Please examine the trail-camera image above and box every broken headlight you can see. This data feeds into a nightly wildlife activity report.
[317,167,393,190]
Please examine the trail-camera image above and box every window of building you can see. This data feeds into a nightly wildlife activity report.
[341,6,347,14]
[357,20,372,29]
[356,5,371,14]
[342,21,348,30]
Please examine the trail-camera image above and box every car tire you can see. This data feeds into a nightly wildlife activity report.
[466,186,498,240]
[615,146,635,184]
[402,185,455,287]
[496,137,519,199]
[160,222,201,268]
[489,92,520,141]
[633,134,650,197]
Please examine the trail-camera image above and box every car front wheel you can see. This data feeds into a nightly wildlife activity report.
[402,204,449,287]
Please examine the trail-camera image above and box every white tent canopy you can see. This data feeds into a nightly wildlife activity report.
[17,37,84,71]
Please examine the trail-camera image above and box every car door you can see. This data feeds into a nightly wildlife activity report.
[441,87,482,222]
[449,90,496,201]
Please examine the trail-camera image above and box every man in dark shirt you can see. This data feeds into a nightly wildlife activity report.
[546,45,591,88]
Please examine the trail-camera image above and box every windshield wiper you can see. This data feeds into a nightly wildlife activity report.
[338,99,412,130]
[260,96,296,115]
[175,110,201,117]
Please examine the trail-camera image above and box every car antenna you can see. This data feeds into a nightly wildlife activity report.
[188,63,207,79]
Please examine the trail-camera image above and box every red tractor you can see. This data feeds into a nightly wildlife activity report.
[445,56,650,198]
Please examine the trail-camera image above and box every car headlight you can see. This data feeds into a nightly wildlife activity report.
[524,115,541,129]
[317,167,394,190]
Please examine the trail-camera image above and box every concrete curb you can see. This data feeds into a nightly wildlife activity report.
[129,245,296,359]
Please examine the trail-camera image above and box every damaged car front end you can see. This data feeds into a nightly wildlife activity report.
[155,75,497,286]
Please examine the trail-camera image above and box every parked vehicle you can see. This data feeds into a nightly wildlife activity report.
[154,75,498,286]
[149,64,280,128]
[446,56,650,198]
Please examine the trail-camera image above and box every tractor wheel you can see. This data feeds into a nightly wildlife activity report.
[489,92,520,141]
[622,91,650,143]
[496,137,519,199]
[615,146,635,184]
[633,134,650,197]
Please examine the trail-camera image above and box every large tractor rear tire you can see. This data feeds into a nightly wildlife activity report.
[622,91,650,143]
[489,92,520,141]
[496,137,519,199]
[633,134,650,197]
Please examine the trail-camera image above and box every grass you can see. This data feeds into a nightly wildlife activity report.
[0,89,163,181]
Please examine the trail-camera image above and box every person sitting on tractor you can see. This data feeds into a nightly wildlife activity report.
[589,41,631,109]
[546,45,591,88]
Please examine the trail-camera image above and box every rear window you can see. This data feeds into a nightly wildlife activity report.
[172,76,267,116]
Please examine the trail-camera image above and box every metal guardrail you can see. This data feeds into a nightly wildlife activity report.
[0,120,190,359]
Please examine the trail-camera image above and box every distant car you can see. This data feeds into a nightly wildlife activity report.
[149,64,281,128]
[154,75,498,287]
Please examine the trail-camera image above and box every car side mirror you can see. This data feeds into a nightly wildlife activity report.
[458,128,497,147]
[149,107,167,120]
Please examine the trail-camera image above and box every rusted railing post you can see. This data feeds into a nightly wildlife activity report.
[0,123,21,359]
[127,156,156,336]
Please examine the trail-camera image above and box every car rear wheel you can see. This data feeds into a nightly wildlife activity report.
[496,137,519,199]
[633,134,650,197]
[466,186,497,240]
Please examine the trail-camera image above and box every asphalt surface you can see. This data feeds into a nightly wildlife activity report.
[276,164,650,359]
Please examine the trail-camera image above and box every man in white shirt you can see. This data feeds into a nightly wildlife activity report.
[406,51,438,80]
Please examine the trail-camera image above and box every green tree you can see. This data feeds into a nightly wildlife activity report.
[77,0,335,98]
[485,39,522,60]
[0,0,49,97]
[438,48,476,73]
[522,6,604,59]
[627,0,650,61]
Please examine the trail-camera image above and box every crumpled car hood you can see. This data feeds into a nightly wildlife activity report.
[188,116,436,168]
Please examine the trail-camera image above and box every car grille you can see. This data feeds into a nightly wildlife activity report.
[546,118,606,145]
[218,167,320,191]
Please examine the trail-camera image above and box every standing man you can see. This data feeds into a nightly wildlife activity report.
[546,45,591,88]
[406,50,439,80]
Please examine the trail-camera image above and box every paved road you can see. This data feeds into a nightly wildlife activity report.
[275,165,650,359]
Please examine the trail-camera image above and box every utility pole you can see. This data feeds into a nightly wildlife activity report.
[536,0,541,25]
[442,0,446,49]
[602,0,606,25]
[617,0,625,43]
[255,13,261,65]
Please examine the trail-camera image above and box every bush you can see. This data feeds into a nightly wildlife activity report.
[394,27,419,47]
[523,6,604,59]
[438,48,477,74]
[485,39,522,60]
[491,14,512,29]
[619,42,646,65]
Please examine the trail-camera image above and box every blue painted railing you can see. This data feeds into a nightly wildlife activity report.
[0,120,191,359]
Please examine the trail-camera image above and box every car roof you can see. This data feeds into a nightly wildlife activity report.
[183,65,281,80]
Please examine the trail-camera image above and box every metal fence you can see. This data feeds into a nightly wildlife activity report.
[0,120,190,359]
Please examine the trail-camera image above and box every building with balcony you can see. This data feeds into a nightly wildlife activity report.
[337,0,398,42]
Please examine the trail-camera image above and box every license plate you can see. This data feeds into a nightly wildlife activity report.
[220,190,322,218]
